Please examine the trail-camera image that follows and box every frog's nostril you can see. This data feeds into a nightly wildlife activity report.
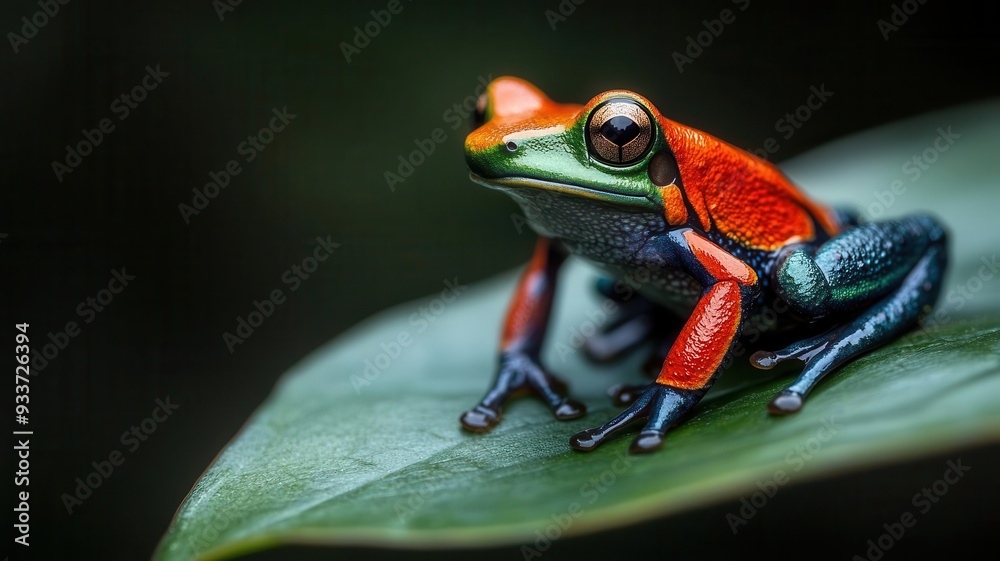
[505,140,519,153]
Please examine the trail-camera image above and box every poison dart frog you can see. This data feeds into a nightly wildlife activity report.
[460,77,947,454]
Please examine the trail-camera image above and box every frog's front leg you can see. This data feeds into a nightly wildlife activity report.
[753,214,947,413]
[571,230,760,453]
[460,237,586,432]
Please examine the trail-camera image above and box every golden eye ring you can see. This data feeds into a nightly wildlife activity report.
[585,98,654,166]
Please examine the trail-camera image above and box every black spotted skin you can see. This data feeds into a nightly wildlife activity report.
[504,188,703,314]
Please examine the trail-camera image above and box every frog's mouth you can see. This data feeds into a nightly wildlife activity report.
[469,173,654,208]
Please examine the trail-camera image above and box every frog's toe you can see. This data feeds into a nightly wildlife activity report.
[749,332,829,371]
[525,368,587,421]
[749,332,832,415]
[626,386,698,453]
[568,428,604,451]
[629,431,665,454]
[552,398,587,420]
[569,403,645,452]
[542,372,568,396]
[461,352,585,433]
[767,389,804,415]
[749,350,780,370]
[607,383,651,406]
[460,405,502,432]
[571,383,698,453]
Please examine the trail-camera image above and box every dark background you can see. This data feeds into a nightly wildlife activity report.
[2,1,999,560]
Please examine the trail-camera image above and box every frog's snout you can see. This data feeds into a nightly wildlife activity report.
[464,149,487,178]
[463,140,502,179]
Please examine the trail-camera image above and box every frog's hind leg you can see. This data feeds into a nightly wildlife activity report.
[584,277,681,405]
[754,215,947,414]
[582,277,662,362]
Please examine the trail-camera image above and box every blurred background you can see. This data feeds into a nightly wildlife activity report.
[3,1,999,559]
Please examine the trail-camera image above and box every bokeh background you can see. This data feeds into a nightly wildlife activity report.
[3,1,999,559]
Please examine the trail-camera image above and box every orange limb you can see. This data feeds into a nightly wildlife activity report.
[656,231,759,390]
[501,237,563,352]
[656,281,743,389]
[684,231,758,286]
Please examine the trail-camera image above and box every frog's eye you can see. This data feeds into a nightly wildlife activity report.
[586,99,654,166]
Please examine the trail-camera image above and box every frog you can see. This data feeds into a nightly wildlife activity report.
[459,77,947,454]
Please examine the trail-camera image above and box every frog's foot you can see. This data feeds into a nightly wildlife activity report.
[583,280,660,363]
[755,223,946,415]
[603,331,670,406]
[570,383,699,454]
[749,329,831,371]
[607,383,652,406]
[749,331,833,414]
[460,352,586,432]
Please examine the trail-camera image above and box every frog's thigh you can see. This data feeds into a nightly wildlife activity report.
[774,214,945,318]
[761,214,947,413]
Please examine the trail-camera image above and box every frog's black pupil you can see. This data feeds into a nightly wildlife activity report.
[600,116,640,146]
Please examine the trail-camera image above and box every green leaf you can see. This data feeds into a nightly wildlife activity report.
[154,100,1000,561]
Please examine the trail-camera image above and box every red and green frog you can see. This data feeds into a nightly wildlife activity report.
[461,77,947,454]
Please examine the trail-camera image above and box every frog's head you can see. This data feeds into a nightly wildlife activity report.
[465,77,681,215]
